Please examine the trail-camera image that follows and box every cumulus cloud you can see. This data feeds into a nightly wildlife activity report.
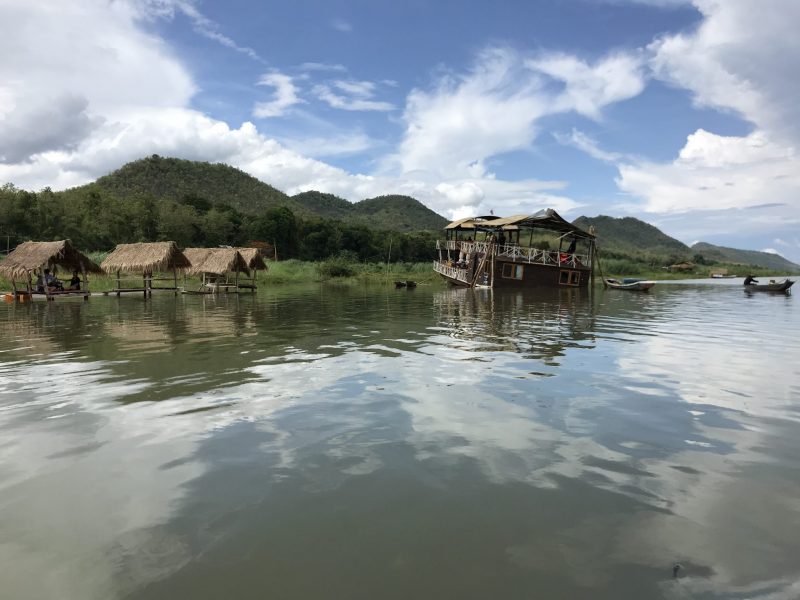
[649,0,800,144]
[253,72,303,118]
[0,0,194,166]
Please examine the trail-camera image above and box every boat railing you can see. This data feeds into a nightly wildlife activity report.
[432,260,469,284]
[436,240,589,268]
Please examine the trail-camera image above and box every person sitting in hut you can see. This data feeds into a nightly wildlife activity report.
[44,268,63,291]
[36,268,62,292]
[66,270,81,291]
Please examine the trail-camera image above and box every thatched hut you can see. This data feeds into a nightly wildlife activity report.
[234,247,268,290]
[101,241,190,296]
[184,248,251,293]
[0,240,100,300]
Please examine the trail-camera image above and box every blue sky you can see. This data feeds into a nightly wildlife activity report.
[1,0,799,262]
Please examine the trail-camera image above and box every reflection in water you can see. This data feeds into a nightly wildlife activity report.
[0,283,799,599]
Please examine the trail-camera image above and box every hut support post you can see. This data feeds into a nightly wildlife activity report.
[173,268,178,295]
[116,270,121,297]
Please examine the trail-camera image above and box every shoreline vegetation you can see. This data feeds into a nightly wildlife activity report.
[0,253,788,295]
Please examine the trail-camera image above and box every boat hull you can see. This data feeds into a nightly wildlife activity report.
[744,280,794,293]
[605,278,656,291]
[434,259,591,289]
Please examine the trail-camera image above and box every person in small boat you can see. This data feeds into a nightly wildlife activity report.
[67,270,81,291]
[744,275,758,286]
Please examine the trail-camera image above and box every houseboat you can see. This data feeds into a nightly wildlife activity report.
[433,209,596,289]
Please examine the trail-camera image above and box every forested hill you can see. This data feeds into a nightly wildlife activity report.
[91,156,447,231]
[92,155,309,216]
[692,242,800,273]
[573,215,690,258]
[292,191,448,231]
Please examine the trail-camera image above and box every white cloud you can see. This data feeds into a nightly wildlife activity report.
[761,248,779,255]
[395,47,644,180]
[312,80,394,112]
[649,0,800,145]
[616,130,800,214]
[331,18,352,33]
[298,62,347,73]
[253,72,303,118]
[133,0,263,61]
[527,51,646,119]
[553,129,622,163]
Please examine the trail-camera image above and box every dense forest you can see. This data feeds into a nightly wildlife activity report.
[0,182,438,263]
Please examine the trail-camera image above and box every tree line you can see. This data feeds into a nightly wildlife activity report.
[0,183,439,263]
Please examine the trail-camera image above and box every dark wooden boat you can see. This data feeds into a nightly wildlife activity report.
[433,209,596,289]
[395,280,417,288]
[744,278,794,293]
[605,278,655,291]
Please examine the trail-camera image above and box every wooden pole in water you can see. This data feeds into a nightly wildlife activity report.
[385,237,392,284]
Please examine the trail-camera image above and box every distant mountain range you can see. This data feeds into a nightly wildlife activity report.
[690,242,800,273]
[574,215,800,272]
[65,156,799,271]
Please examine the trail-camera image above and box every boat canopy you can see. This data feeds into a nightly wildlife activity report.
[443,209,594,239]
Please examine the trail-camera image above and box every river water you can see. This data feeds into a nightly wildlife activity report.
[1,280,798,599]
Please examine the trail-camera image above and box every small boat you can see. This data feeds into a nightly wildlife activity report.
[394,280,417,289]
[711,274,736,279]
[605,278,656,291]
[743,277,794,293]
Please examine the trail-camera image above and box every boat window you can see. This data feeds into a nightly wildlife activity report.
[559,270,580,286]
[502,263,524,280]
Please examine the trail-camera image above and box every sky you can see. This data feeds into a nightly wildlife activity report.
[1,0,799,262]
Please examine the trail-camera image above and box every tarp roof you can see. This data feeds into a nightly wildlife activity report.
[444,209,594,238]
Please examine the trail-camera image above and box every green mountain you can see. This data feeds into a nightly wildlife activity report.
[352,195,448,231]
[90,155,309,216]
[573,215,690,258]
[293,191,353,220]
[692,242,800,273]
[292,191,448,231]
[85,156,446,231]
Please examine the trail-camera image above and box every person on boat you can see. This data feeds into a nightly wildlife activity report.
[498,231,506,246]
[67,270,81,291]
[744,275,758,286]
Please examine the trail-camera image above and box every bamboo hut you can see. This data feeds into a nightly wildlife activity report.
[184,247,250,293]
[234,247,268,290]
[0,240,100,301]
[101,242,190,297]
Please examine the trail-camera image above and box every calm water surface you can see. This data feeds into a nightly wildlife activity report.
[1,281,798,599]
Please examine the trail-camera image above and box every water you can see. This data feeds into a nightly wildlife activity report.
[1,281,798,599]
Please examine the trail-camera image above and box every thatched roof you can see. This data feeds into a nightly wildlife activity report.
[186,248,249,276]
[101,242,190,273]
[235,248,268,271]
[0,240,101,279]
[183,247,214,270]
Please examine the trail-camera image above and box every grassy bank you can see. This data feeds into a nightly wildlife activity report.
[0,259,442,293]
[1,254,793,294]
